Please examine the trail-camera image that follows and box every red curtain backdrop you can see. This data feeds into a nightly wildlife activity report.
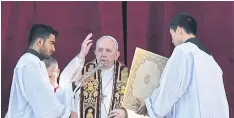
[1,1,234,117]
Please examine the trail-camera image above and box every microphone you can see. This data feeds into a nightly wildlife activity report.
[85,62,103,78]
[72,62,103,84]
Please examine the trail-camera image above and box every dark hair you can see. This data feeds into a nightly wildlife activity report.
[43,56,58,68]
[28,24,58,46]
[169,13,197,35]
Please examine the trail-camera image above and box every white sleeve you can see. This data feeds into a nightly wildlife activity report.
[55,87,66,105]
[145,47,194,117]
[22,63,70,118]
[62,83,81,112]
[59,56,85,88]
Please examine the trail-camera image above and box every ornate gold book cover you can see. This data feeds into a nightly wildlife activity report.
[122,47,168,111]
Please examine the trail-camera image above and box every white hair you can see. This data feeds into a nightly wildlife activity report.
[96,36,119,50]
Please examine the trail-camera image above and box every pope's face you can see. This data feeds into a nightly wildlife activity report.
[94,38,120,69]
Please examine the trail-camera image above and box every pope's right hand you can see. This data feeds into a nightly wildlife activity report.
[77,33,93,59]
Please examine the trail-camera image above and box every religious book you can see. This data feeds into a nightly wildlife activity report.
[122,47,168,111]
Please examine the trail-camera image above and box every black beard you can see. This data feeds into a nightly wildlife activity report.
[39,47,50,59]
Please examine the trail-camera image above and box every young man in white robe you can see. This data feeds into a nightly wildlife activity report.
[6,24,71,118]
[59,34,129,118]
[109,13,229,118]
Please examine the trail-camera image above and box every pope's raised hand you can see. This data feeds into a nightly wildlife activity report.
[78,33,93,59]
